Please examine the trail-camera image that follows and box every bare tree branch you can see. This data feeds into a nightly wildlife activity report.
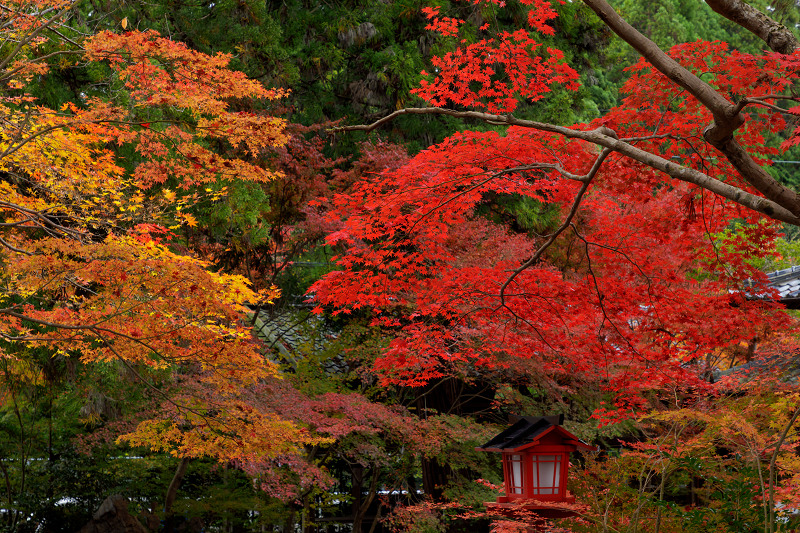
[498,149,610,305]
[333,108,800,225]
[704,0,799,54]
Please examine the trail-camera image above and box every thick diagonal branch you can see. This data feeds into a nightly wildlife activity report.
[581,0,800,217]
[704,0,799,54]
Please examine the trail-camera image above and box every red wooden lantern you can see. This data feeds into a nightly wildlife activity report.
[477,415,596,511]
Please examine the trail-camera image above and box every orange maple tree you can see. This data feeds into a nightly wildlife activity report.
[0,1,310,461]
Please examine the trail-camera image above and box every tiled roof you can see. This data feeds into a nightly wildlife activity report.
[478,415,565,451]
[766,266,800,299]
[478,415,595,452]
[251,308,343,372]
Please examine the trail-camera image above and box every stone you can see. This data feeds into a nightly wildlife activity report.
[79,495,149,533]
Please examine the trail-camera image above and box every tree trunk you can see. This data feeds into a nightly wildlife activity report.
[352,466,380,533]
[367,502,382,533]
[164,457,190,515]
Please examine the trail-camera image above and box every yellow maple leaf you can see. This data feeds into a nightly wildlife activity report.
[181,213,198,227]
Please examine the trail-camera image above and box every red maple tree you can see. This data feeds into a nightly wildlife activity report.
[311,0,800,420]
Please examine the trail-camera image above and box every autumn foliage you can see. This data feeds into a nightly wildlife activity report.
[313,0,800,421]
[0,1,308,462]
[3,0,800,531]
[301,0,800,527]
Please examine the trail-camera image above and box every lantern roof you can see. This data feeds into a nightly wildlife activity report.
[477,414,596,453]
